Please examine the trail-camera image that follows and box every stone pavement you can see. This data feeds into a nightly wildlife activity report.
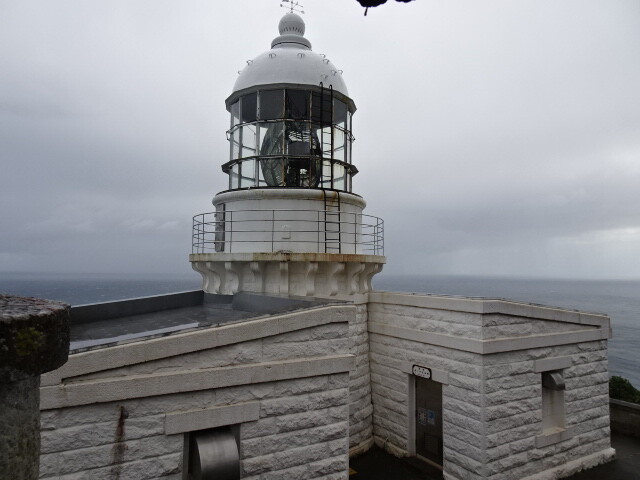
[565,432,640,480]
[349,433,640,480]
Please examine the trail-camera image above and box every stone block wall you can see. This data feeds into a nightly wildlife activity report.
[40,375,350,480]
[39,304,355,479]
[366,292,614,480]
[479,341,610,480]
[348,301,374,453]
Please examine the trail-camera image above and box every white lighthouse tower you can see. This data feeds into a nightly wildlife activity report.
[190,11,385,299]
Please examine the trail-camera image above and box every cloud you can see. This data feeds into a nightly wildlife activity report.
[1,0,639,278]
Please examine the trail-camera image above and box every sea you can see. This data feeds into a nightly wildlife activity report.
[1,272,638,388]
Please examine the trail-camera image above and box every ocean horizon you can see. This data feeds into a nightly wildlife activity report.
[1,271,638,388]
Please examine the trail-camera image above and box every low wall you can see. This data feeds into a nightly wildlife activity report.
[610,399,640,438]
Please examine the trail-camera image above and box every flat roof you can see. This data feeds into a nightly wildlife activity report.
[69,290,332,352]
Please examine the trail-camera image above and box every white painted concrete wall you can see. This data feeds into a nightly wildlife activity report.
[39,305,355,480]
[367,292,614,480]
[212,189,366,254]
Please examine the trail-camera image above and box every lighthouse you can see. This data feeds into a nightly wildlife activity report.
[190,11,386,299]
[37,10,615,479]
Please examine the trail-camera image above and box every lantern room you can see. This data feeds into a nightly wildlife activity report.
[223,13,357,193]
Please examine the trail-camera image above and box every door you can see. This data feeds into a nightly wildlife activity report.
[415,376,443,467]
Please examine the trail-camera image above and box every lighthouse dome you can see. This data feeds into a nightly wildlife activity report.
[232,13,349,97]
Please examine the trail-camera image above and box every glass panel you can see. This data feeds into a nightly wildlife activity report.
[230,163,240,189]
[311,92,331,125]
[240,159,256,188]
[241,92,257,123]
[322,126,332,158]
[321,160,332,188]
[333,163,345,191]
[231,101,240,127]
[286,90,309,120]
[260,89,284,120]
[334,100,347,129]
[333,128,345,161]
[230,128,241,160]
[284,121,310,156]
[270,156,318,188]
[258,162,267,186]
[345,134,351,164]
[260,157,285,186]
[241,123,257,158]
[259,121,284,156]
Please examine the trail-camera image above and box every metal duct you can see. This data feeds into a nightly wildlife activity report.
[188,428,240,480]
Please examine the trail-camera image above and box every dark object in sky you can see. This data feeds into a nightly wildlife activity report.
[357,0,414,16]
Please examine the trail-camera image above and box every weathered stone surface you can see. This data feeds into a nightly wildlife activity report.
[242,405,348,439]
[41,413,165,453]
[242,421,347,458]
[367,298,612,480]
[243,455,347,480]
[1,295,70,480]
[38,303,355,479]
[0,376,40,480]
[0,295,70,382]
[40,453,182,480]
[241,438,347,476]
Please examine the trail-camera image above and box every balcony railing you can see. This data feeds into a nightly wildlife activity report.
[192,209,384,256]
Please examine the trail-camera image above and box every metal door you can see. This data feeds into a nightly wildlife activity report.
[415,377,443,466]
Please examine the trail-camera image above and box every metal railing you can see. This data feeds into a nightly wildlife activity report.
[192,209,384,255]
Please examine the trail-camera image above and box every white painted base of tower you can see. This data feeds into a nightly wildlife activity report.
[190,252,385,298]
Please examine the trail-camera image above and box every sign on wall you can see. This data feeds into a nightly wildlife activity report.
[412,365,432,379]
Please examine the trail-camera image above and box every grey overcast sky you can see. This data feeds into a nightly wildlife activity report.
[1,0,639,279]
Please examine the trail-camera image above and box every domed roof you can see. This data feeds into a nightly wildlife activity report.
[232,13,349,97]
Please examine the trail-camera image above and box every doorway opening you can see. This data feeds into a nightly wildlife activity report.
[415,376,443,468]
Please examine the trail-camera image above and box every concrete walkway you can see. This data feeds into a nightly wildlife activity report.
[565,432,640,480]
[349,433,640,480]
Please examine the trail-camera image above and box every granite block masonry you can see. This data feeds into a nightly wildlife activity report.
[1,294,70,480]
[39,303,354,479]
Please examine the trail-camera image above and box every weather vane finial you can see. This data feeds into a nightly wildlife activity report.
[280,0,304,14]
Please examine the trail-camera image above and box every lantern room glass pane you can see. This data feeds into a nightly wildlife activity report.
[286,90,309,120]
[231,101,240,127]
[260,157,285,186]
[240,159,256,188]
[321,160,332,188]
[260,90,284,120]
[241,124,257,157]
[241,92,257,123]
[334,100,347,129]
[284,121,311,156]
[333,163,345,191]
[322,126,332,157]
[230,128,241,160]
[230,163,240,189]
[333,128,345,161]
[259,121,284,156]
[258,161,267,186]
[311,92,331,125]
